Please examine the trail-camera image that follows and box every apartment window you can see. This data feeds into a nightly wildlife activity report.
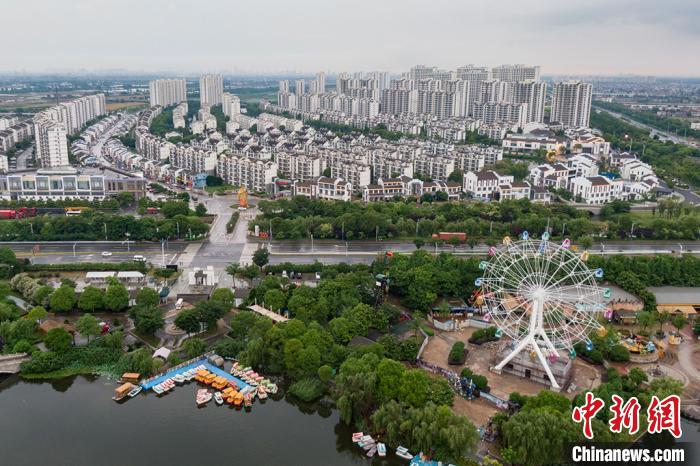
[22,180,36,190]
[36,178,49,190]
[77,180,90,190]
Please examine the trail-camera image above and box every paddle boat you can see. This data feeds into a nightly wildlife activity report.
[173,374,185,385]
[127,386,142,398]
[396,446,414,460]
[196,389,213,406]
[257,385,268,400]
[367,445,377,457]
[214,391,224,405]
[352,432,364,443]
[243,394,253,409]
[377,443,386,457]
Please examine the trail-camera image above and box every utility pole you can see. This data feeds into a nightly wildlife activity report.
[126,232,130,252]
[103,222,107,240]
[161,238,166,266]
[310,233,314,253]
[73,242,77,257]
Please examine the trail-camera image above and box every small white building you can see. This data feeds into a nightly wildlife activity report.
[463,170,514,201]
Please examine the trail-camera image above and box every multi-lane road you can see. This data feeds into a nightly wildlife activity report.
[5,237,700,267]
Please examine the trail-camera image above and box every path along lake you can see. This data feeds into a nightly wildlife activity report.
[0,374,403,466]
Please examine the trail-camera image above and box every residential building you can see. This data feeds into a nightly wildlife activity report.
[149,79,186,107]
[293,176,352,201]
[550,81,593,128]
[199,74,223,106]
[491,64,540,82]
[570,176,623,204]
[463,170,514,200]
[216,153,277,192]
[222,93,241,117]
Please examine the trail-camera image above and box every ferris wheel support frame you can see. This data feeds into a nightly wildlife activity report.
[492,292,562,390]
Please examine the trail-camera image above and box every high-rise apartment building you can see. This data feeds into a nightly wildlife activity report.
[550,81,593,127]
[295,79,305,96]
[315,72,325,94]
[199,74,223,107]
[510,80,547,123]
[34,120,69,167]
[222,93,241,117]
[149,79,187,107]
[491,64,541,82]
[33,94,106,167]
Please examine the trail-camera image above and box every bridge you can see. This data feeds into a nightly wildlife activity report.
[0,353,30,374]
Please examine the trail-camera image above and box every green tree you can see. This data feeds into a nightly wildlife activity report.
[75,314,100,343]
[49,286,77,313]
[26,306,48,323]
[44,327,72,353]
[210,288,235,308]
[447,169,464,183]
[133,306,165,335]
[174,308,201,334]
[136,287,160,307]
[413,238,425,249]
[318,364,334,383]
[77,286,103,313]
[31,285,54,307]
[104,282,129,312]
[252,248,270,269]
[263,289,287,312]
[195,203,207,217]
[671,314,687,333]
[182,337,206,358]
[501,409,579,466]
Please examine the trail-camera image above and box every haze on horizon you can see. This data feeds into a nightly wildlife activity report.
[3,0,699,77]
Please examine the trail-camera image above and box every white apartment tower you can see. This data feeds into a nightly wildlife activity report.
[199,74,224,107]
[279,80,290,93]
[550,81,593,127]
[315,72,325,94]
[222,93,241,117]
[149,79,187,107]
[295,79,305,96]
[34,120,69,167]
[491,64,541,82]
[511,80,547,123]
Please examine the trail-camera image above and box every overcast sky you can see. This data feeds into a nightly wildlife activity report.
[3,0,699,76]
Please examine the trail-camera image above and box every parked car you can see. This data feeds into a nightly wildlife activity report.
[101,251,113,257]
[315,272,321,280]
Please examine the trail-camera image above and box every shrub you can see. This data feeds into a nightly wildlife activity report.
[461,368,488,391]
[399,339,418,362]
[608,344,630,362]
[288,378,326,402]
[468,326,499,345]
[12,339,34,354]
[448,341,466,365]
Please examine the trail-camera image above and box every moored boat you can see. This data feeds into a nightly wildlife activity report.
[367,446,377,457]
[257,385,268,400]
[127,386,142,398]
[214,391,224,405]
[396,446,413,460]
[377,443,386,457]
[196,389,213,406]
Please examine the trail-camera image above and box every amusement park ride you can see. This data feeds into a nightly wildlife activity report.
[478,231,608,391]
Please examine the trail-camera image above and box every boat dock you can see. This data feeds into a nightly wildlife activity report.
[140,357,252,392]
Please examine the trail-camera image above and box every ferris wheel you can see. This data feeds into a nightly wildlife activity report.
[478,232,606,390]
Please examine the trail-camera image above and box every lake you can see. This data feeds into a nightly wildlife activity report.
[0,374,401,466]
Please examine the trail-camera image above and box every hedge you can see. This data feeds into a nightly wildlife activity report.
[448,341,466,365]
[468,326,499,345]
[26,262,147,273]
[226,212,240,234]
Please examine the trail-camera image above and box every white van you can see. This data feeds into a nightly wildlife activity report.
[133,255,146,262]
[175,298,184,310]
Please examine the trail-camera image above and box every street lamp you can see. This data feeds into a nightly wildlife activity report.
[562,222,567,238]
[630,223,636,238]
[73,242,77,257]
[125,232,131,252]
[678,243,683,256]
[310,233,314,253]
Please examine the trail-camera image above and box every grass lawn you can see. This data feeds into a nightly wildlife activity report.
[205,184,236,194]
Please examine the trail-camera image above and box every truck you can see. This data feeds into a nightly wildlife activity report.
[17,207,37,218]
[431,232,467,242]
[145,207,159,214]
[0,210,18,219]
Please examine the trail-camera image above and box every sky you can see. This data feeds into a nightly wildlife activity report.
[3,0,699,76]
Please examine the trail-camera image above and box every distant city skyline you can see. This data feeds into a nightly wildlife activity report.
[2,0,699,77]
